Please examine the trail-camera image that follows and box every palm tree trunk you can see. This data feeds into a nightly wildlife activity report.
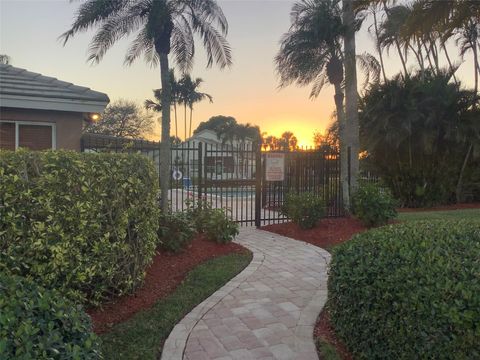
[189,106,193,138]
[173,102,178,139]
[422,40,436,73]
[441,42,458,84]
[343,0,360,207]
[184,104,187,140]
[334,83,349,210]
[395,40,408,78]
[456,144,473,203]
[159,52,172,212]
[408,43,424,73]
[373,9,387,83]
[473,39,479,96]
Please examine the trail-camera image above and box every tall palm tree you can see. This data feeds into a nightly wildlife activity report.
[343,0,360,199]
[61,0,232,211]
[275,0,350,206]
[178,75,213,139]
[145,69,181,138]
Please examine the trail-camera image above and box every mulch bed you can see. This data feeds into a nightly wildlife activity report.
[261,217,367,249]
[314,309,353,360]
[87,236,247,334]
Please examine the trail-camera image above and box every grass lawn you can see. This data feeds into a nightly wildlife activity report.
[316,338,342,360]
[100,252,252,360]
[398,208,480,222]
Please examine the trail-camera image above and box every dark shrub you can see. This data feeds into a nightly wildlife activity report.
[158,212,196,252]
[204,209,239,244]
[281,192,325,229]
[0,272,100,359]
[0,150,159,306]
[185,199,213,233]
[328,221,480,359]
[351,182,397,227]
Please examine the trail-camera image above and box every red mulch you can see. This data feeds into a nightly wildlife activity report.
[261,217,367,249]
[398,202,480,212]
[314,309,353,360]
[87,236,247,334]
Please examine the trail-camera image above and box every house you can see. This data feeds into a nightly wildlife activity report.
[0,64,109,151]
[174,129,256,180]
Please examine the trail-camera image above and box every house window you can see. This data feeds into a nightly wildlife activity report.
[0,122,15,150]
[0,121,56,150]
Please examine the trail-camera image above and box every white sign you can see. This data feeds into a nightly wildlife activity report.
[265,153,285,181]
[172,170,183,180]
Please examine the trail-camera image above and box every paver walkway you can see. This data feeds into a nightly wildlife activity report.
[162,228,331,360]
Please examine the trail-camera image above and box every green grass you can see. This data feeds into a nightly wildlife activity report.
[316,338,342,360]
[100,251,252,360]
[398,208,480,222]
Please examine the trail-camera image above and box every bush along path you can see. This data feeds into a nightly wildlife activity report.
[162,228,331,360]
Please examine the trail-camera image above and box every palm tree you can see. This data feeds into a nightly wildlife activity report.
[145,69,182,139]
[280,131,298,151]
[343,0,360,199]
[377,5,411,78]
[61,0,232,211]
[275,0,350,206]
[178,75,213,139]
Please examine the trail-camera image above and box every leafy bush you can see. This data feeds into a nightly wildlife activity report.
[360,71,479,207]
[351,182,397,227]
[184,199,238,243]
[0,272,100,359]
[281,192,325,229]
[328,220,480,359]
[0,150,159,306]
[185,199,213,233]
[158,212,196,252]
[204,209,239,244]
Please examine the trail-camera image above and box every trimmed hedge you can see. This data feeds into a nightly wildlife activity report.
[0,272,100,359]
[328,221,480,359]
[0,150,159,306]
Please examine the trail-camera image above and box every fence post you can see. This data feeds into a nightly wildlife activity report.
[255,143,262,228]
[198,142,203,202]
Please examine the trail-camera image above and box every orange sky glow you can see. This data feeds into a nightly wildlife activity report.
[1,1,477,148]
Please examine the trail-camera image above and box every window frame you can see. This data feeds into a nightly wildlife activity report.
[0,120,57,150]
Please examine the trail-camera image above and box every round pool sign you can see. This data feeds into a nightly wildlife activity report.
[172,170,183,180]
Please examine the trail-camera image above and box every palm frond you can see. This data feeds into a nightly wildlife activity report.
[171,14,195,73]
[124,27,157,66]
[60,0,131,44]
[357,52,381,89]
[144,99,162,112]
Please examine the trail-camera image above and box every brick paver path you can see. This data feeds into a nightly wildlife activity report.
[162,228,331,360]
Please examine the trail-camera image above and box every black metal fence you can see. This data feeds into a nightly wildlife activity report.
[81,133,344,226]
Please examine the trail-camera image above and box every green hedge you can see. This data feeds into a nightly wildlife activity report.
[328,221,480,359]
[0,150,159,306]
[0,272,100,359]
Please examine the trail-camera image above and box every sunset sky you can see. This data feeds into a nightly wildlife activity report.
[1,0,477,147]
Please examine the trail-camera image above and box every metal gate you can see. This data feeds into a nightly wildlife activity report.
[81,134,344,226]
